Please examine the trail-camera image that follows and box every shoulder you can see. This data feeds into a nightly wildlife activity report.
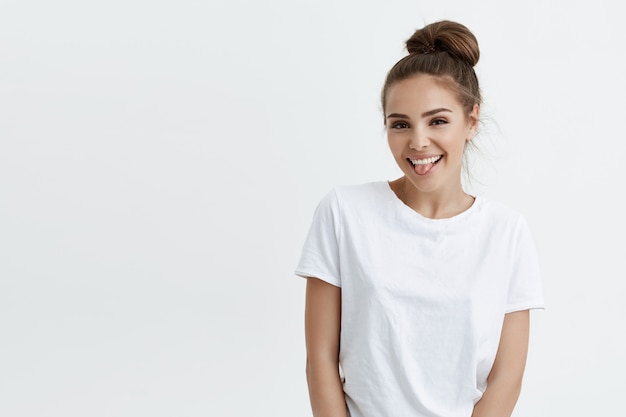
[473,197,536,243]
[475,197,527,224]
[309,181,389,226]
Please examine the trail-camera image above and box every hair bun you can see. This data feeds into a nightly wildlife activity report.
[406,20,480,67]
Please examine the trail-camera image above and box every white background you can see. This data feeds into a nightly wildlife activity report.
[1,0,624,416]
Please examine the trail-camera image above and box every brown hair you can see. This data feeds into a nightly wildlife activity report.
[381,20,481,122]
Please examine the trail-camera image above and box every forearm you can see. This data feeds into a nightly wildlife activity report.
[471,375,523,417]
[306,359,347,417]
[304,278,346,416]
[473,310,530,417]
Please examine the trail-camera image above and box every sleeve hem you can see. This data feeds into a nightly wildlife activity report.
[505,302,546,314]
[294,269,341,288]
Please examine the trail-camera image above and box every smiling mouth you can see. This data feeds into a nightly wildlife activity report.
[407,155,443,175]
[408,155,443,166]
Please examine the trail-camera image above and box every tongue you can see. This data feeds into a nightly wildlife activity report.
[414,162,435,175]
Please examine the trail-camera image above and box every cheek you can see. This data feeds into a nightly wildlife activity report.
[387,140,405,158]
[386,136,398,151]
[440,133,468,154]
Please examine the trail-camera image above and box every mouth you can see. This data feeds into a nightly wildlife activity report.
[407,155,443,175]
[408,155,443,166]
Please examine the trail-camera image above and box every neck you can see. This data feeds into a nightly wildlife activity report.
[389,177,474,219]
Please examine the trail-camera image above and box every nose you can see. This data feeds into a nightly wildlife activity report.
[409,129,430,150]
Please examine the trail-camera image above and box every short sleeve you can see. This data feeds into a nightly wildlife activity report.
[505,216,545,313]
[294,189,342,287]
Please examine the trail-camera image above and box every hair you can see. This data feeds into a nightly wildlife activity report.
[381,20,482,121]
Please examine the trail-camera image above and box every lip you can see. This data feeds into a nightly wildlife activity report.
[406,154,443,176]
[406,155,444,166]
[406,153,443,160]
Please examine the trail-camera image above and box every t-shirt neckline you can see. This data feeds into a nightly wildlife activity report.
[380,180,481,223]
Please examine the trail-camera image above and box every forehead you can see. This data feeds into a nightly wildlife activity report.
[385,75,463,114]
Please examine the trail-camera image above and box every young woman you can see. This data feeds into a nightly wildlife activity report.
[295,20,544,417]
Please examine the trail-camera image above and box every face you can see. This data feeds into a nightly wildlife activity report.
[385,74,479,195]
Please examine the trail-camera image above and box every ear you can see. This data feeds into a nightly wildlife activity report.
[466,104,480,140]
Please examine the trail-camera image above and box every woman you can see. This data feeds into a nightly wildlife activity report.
[295,20,544,417]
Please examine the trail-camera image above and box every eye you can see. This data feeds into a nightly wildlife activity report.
[430,118,448,126]
[391,121,409,129]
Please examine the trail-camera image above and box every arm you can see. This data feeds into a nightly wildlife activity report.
[304,277,347,417]
[472,310,530,417]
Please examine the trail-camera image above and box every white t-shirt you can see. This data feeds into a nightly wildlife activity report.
[295,181,545,417]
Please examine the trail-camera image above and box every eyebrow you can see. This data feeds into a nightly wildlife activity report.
[386,108,453,119]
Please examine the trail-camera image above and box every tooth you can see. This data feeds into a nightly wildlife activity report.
[412,156,443,165]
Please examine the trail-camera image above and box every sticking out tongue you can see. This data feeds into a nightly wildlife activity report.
[414,161,436,175]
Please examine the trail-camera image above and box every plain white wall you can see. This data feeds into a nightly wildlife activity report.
[1,0,624,416]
